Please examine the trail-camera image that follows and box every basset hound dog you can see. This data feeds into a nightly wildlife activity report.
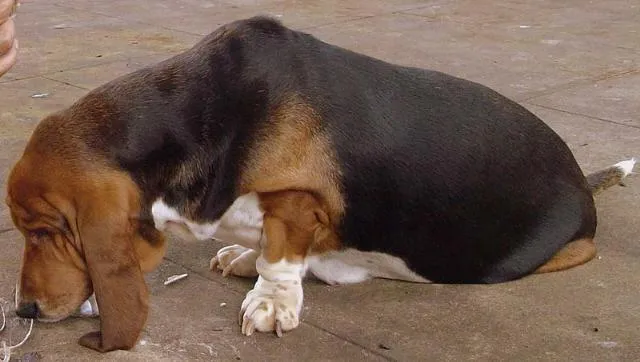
[5,16,636,352]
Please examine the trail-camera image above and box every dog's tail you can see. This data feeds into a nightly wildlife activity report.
[586,158,636,196]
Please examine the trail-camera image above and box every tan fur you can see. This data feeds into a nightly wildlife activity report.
[259,191,340,263]
[240,96,345,226]
[534,238,597,274]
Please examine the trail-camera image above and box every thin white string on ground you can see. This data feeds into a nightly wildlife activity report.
[2,341,9,362]
[0,304,5,333]
[0,318,33,362]
[0,288,35,361]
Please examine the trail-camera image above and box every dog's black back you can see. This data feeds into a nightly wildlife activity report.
[256,21,596,283]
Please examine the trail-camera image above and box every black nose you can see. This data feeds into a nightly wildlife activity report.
[16,301,39,319]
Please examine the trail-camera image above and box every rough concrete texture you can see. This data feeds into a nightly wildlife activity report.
[1,0,639,361]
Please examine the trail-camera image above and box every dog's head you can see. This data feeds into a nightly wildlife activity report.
[5,115,166,351]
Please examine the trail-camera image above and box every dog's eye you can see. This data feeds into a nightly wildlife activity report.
[32,229,49,237]
[28,229,50,244]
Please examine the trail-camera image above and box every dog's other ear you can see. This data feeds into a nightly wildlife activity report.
[76,172,148,352]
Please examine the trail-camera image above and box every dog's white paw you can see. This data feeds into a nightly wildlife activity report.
[239,276,303,337]
[210,244,259,277]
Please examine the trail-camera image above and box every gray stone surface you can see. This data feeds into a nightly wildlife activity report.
[1,1,638,361]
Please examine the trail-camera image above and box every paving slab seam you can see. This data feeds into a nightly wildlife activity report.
[2,51,187,89]
[388,1,455,16]
[301,2,455,31]
[51,3,209,37]
[0,74,39,84]
[2,59,130,84]
[0,228,15,235]
[523,102,640,131]
[397,5,640,28]
[518,69,640,102]
[299,15,376,31]
[39,76,90,91]
[300,320,397,361]
[13,343,78,357]
[396,8,478,23]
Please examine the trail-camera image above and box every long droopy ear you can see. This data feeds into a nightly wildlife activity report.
[76,172,148,352]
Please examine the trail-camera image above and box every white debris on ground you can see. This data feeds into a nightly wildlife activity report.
[164,273,189,286]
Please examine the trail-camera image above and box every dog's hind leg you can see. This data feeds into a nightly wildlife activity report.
[211,245,260,277]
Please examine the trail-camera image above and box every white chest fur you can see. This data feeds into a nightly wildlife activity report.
[151,192,265,248]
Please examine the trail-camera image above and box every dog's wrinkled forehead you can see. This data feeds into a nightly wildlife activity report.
[7,194,66,235]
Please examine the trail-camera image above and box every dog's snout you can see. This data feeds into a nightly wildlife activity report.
[16,301,40,319]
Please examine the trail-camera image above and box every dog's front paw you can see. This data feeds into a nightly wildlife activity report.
[210,244,259,277]
[239,277,302,337]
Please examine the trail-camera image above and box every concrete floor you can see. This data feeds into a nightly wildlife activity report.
[1,0,639,361]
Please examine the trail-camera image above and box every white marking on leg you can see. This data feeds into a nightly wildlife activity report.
[308,249,430,285]
[240,256,306,336]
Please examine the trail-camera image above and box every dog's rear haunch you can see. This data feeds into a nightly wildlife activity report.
[5,16,635,352]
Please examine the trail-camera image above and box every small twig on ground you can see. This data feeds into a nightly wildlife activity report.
[164,273,189,286]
